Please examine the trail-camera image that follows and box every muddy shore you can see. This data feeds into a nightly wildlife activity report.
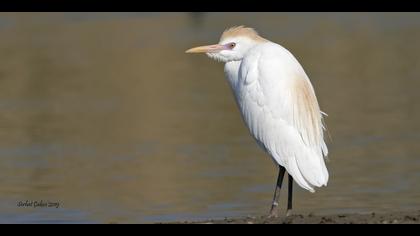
[166,210,420,224]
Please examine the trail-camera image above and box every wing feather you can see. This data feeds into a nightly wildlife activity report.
[237,43,329,192]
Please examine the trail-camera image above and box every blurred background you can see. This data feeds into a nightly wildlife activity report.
[0,12,419,223]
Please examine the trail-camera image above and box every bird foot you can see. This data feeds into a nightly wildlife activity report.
[268,207,279,218]
[286,209,293,217]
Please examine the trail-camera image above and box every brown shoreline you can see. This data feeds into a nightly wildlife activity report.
[166,210,420,224]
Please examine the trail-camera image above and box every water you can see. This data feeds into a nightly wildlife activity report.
[0,12,419,223]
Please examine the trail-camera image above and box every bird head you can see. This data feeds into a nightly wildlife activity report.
[186,26,268,63]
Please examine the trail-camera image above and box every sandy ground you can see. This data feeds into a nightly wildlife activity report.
[166,210,420,224]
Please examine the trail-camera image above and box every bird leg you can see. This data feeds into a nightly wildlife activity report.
[286,174,293,217]
[268,165,286,218]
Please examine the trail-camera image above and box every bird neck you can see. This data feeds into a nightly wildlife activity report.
[224,61,241,90]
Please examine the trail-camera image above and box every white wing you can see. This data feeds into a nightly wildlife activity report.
[236,42,329,192]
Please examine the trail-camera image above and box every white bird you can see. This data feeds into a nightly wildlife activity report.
[186,26,329,217]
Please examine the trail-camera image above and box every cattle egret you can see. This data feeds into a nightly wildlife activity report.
[186,26,329,217]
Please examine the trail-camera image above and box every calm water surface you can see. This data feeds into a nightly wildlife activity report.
[0,12,420,223]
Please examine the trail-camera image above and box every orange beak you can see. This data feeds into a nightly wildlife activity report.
[185,44,225,53]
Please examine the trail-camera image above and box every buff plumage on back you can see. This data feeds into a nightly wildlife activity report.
[286,73,329,192]
[292,76,328,157]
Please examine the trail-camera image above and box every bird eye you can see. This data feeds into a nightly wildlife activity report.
[229,42,236,49]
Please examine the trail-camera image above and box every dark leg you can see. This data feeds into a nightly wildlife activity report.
[268,165,286,217]
[286,174,293,216]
